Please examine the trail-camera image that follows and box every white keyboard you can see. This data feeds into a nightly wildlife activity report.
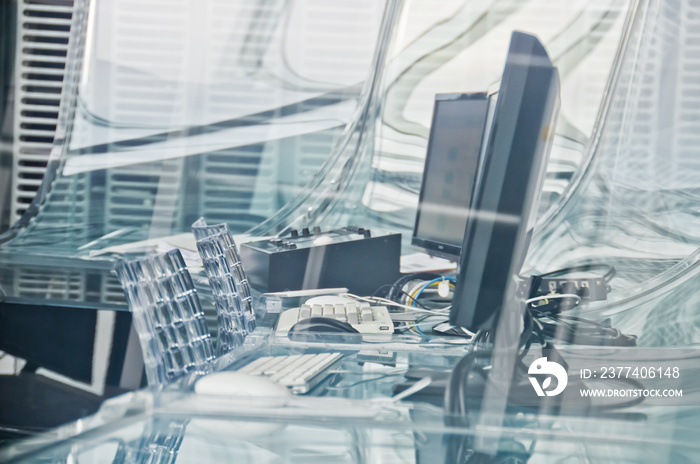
[238,353,343,394]
[275,301,394,335]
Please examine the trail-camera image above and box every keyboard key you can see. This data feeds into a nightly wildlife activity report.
[262,356,296,375]
[323,304,333,316]
[299,305,311,319]
[297,353,342,380]
[311,304,323,317]
[269,355,316,382]
[272,355,319,382]
[245,356,285,375]
[237,356,271,374]
[279,353,341,385]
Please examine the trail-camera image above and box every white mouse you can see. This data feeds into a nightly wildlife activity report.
[192,372,290,439]
[195,372,291,401]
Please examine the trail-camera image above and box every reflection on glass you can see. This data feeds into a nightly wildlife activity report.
[112,417,189,464]
[0,0,394,308]
[0,1,637,317]
[525,0,700,346]
[2,0,390,250]
[362,0,629,241]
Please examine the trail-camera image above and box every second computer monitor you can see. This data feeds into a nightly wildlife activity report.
[412,93,491,261]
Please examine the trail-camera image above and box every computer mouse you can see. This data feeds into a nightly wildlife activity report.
[192,372,290,439]
[195,371,291,401]
[289,317,359,334]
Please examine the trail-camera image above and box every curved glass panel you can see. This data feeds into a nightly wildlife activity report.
[524,0,700,345]
[475,0,700,457]
[0,0,398,307]
[2,0,392,250]
[345,0,630,244]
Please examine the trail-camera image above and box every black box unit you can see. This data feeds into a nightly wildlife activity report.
[240,227,402,295]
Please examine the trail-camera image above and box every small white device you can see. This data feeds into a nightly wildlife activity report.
[275,296,394,336]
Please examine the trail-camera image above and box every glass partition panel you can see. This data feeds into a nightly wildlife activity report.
[0,0,399,308]
[476,0,700,455]
[0,1,632,310]
[4,0,391,249]
[347,0,630,244]
[524,0,700,345]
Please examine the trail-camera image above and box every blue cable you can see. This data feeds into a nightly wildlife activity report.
[413,323,426,336]
[410,277,457,336]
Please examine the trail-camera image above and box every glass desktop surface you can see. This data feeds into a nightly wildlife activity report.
[3,336,700,464]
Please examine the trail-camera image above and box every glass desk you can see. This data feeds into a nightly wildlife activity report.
[3,331,700,464]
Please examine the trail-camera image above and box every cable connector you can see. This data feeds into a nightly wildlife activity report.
[537,277,610,301]
[437,279,451,298]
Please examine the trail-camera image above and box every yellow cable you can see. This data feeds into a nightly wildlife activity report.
[408,280,455,334]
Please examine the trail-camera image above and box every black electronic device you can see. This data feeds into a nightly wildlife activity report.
[412,92,491,261]
[449,31,560,332]
[534,276,609,301]
[239,227,402,295]
[531,264,616,302]
[0,303,138,438]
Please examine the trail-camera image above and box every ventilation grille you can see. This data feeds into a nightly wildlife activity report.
[12,0,75,224]
[197,0,292,232]
[672,0,700,187]
[100,0,194,238]
[198,0,380,231]
[13,267,86,300]
[104,160,185,236]
[101,273,127,306]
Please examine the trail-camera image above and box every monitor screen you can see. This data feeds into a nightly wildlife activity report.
[450,31,561,331]
[0,303,141,394]
[412,93,490,260]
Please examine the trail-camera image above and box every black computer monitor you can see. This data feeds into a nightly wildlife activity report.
[449,31,560,331]
[412,92,491,261]
[0,302,140,391]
